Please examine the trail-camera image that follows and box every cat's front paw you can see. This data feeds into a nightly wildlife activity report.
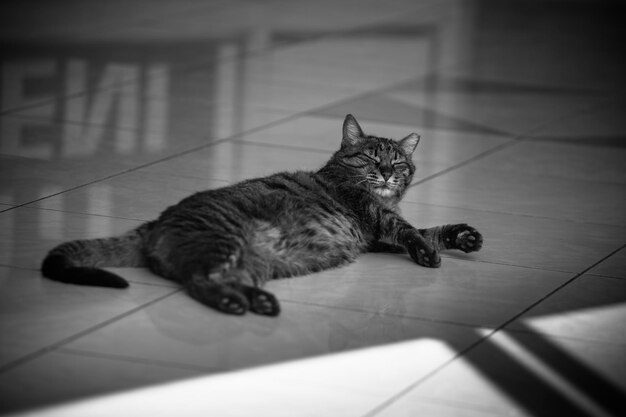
[447,224,483,253]
[407,240,441,268]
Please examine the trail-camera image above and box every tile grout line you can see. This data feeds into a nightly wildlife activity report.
[0,288,183,375]
[362,242,626,417]
[12,206,151,223]
[438,257,579,274]
[278,299,488,330]
[55,347,220,374]
[585,272,626,281]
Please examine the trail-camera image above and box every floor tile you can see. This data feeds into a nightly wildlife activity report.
[527,97,626,148]
[463,141,626,183]
[273,255,571,328]
[5,76,293,140]
[30,170,229,220]
[141,140,332,183]
[507,274,626,344]
[400,201,626,273]
[228,115,340,151]
[0,266,176,369]
[0,207,142,269]
[0,350,201,415]
[588,247,626,279]
[0,112,220,206]
[315,93,509,137]
[387,81,606,133]
[391,330,625,417]
[0,145,133,206]
[374,400,503,417]
[403,165,626,225]
[64,290,480,373]
[0,107,214,160]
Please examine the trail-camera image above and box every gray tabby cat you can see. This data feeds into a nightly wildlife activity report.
[42,114,483,316]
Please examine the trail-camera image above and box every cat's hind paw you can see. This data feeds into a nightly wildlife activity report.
[216,292,249,315]
[238,285,281,317]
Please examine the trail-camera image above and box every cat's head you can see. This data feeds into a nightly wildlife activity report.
[331,114,420,202]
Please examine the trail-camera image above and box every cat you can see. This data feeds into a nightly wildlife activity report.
[42,114,483,316]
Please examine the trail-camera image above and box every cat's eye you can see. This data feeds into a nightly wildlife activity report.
[393,162,408,170]
[362,147,380,162]
[362,153,378,163]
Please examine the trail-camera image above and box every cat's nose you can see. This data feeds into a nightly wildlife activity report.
[380,170,392,182]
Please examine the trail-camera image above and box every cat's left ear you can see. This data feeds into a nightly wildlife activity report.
[399,133,420,156]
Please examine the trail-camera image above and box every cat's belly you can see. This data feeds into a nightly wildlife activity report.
[248,206,368,278]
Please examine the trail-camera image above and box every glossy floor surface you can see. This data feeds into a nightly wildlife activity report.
[1,1,625,416]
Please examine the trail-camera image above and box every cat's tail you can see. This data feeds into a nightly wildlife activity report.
[41,222,154,288]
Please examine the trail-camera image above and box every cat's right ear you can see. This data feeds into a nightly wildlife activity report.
[399,133,420,156]
[342,114,365,147]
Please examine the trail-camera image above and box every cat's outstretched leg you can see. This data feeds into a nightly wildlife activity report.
[419,224,483,253]
[372,208,441,267]
[393,228,441,268]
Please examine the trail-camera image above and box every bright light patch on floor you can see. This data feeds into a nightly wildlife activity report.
[11,339,457,417]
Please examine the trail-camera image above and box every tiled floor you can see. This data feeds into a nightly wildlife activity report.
[1,0,625,416]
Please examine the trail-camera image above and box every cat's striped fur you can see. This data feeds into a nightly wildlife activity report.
[42,115,483,316]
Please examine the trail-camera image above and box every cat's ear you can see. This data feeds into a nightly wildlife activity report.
[342,114,365,147]
[399,133,420,156]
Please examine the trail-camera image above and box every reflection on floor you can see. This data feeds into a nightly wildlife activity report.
[1,0,625,416]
